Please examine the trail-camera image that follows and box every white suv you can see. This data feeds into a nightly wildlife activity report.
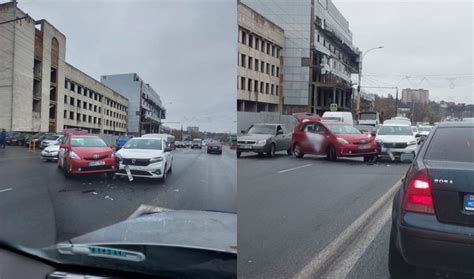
[375,124,418,161]
[115,137,173,182]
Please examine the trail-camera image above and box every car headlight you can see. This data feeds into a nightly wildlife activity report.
[376,138,383,144]
[337,137,349,145]
[257,139,267,145]
[150,157,163,163]
[69,151,80,159]
[407,140,417,146]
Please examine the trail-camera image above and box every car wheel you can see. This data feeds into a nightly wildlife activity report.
[327,145,337,161]
[267,143,275,158]
[160,165,167,183]
[293,143,304,158]
[63,161,71,178]
[388,225,415,279]
[237,151,241,158]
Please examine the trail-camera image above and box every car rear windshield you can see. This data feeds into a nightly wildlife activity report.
[118,136,132,140]
[44,135,60,140]
[377,126,413,136]
[359,113,377,120]
[424,127,474,163]
[71,137,107,147]
[327,124,361,134]
[248,125,275,135]
[123,139,162,150]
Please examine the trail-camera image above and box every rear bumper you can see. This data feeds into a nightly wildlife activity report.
[398,212,474,273]
[207,148,222,153]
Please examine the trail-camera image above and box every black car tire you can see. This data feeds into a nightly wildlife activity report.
[327,145,337,161]
[267,143,275,158]
[287,148,292,156]
[237,151,241,158]
[63,161,71,178]
[293,143,304,158]
[363,155,376,163]
[160,165,167,183]
[388,225,415,279]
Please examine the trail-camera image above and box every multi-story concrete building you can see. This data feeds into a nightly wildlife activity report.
[237,2,284,112]
[100,73,166,136]
[0,2,128,134]
[186,126,199,134]
[241,0,360,115]
[401,88,430,104]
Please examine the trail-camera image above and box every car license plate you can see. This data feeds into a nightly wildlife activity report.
[358,144,370,150]
[125,165,134,181]
[240,145,252,150]
[88,161,105,167]
[464,194,474,211]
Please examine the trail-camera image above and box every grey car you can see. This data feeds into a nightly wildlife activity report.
[237,123,292,158]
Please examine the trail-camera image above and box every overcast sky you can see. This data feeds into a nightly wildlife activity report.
[335,0,473,104]
[19,0,236,133]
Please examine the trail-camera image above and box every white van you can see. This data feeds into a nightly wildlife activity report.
[358,111,380,127]
[322,111,354,126]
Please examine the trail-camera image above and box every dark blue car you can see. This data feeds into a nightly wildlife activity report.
[115,135,134,149]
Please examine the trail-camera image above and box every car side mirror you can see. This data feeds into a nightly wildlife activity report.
[276,130,283,135]
[241,130,246,134]
[165,147,173,152]
[108,144,114,149]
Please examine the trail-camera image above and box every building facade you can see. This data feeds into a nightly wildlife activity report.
[401,88,430,104]
[237,2,284,112]
[186,126,199,134]
[240,0,360,115]
[100,73,166,135]
[0,2,128,134]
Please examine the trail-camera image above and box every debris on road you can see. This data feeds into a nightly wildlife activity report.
[104,195,114,201]
[82,189,96,194]
[174,189,180,192]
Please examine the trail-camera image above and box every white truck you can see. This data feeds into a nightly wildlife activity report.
[358,111,380,127]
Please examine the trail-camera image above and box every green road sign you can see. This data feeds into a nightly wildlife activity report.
[330,103,338,111]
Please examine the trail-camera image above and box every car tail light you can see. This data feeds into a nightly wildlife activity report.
[402,169,435,214]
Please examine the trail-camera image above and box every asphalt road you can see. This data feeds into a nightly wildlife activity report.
[0,145,236,249]
[238,150,410,279]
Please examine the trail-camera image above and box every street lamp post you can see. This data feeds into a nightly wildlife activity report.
[356,46,384,114]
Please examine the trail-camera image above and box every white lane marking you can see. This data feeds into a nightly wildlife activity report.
[294,179,401,279]
[278,164,313,174]
[322,202,392,279]
[0,188,13,193]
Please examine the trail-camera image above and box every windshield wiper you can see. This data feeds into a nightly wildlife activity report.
[57,243,145,262]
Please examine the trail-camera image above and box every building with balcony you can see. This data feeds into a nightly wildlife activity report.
[0,2,128,134]
[100,73,166,135]
[240,0,360,115]
[237,1,284,112]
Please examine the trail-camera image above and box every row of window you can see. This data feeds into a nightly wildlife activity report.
[63,110,126,128]
[238,76,279,96]
[239,28,281,58]
[63,95,126,120]
[65,78,127,112]
[316,33,351,66]
[239,53,280,77]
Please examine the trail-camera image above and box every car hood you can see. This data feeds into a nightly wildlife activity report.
[68,209,237,254]
[336,133,374,144]
[376,135,415,143]
[116,148,164,159]
[44,145,60,152]
[238,134,273,141]
[72,147,113,157]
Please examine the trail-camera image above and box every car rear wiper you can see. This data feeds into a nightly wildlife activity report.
[57,243,145,262]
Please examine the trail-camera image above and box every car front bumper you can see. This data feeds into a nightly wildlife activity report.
[67,158,117,174]
[116,162,165,178]
[398,212,474,273]
[41,152,58,160]
[378,144,417,158]
[237,144,269,153]
[337,143,379,157]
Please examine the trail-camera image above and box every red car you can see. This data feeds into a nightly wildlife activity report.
[58,132,116,178]
[291,118,379,162]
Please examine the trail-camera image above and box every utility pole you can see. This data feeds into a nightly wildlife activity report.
[9,0,18,132]
[356,46,384,115]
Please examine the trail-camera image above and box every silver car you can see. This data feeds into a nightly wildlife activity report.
[237,123,292,158]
